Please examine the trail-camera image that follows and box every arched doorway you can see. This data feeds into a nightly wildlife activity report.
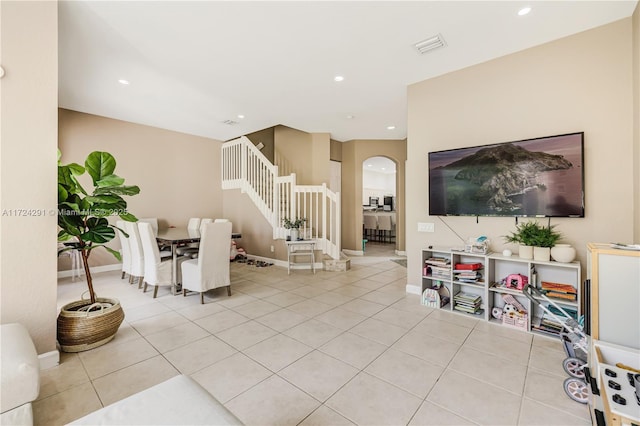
[362,156,397,258]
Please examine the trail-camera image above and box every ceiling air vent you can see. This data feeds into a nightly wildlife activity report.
[414,34,446,54]
[222,119,238,125]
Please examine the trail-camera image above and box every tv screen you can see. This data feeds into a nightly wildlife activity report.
[428,132,584,217]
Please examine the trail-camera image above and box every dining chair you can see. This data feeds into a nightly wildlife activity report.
[139,217,172,258]
[377,215,393,243]
[363,214,378,242]
[115,220,132,280]
[138,218,158,236]
[123,221,145,287]
[189,219,214,259]
[200,218,213,230]
[138,222,173,298]
[181,222,232,304]
[176,218,201,257]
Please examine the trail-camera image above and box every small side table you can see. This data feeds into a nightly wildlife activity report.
[285,239,316,274]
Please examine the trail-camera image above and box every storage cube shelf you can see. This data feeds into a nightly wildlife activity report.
[421,247,581,338]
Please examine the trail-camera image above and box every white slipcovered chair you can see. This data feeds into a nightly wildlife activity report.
[138,222,173,298]
[138,217,171,258]
[123,221,144,287]
[200,218,213,230]
[115,220,131,280]
[181,222,232,304]
[176,218,201,257]
[138,217,158,236]
[189,218,214,259]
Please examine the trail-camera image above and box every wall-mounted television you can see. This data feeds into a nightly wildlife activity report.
[428,132,584,217]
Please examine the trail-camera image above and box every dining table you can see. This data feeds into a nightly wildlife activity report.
[156,227,242,294]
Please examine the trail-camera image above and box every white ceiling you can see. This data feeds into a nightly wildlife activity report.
[59,1,638,143]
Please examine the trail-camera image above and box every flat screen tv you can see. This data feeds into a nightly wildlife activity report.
[428,132,584,217]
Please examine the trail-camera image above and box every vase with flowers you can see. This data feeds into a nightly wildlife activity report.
[283,217,306,241]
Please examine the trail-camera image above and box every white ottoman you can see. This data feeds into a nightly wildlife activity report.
[70,375,243,425]
[0,323,40,426]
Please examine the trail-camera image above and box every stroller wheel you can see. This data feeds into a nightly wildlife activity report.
[563,357,586,379]
[563,378,588,404]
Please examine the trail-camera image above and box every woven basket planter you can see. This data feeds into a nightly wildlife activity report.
[57,297,125,353]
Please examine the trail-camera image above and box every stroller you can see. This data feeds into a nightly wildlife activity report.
[523,284,589,404]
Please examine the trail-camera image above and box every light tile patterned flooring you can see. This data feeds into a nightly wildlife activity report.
[39,259,590,425]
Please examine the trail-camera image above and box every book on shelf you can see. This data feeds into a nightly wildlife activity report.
[540,281,577,301]
[453,291,481,301]
[454,263,482,271]
[454,271,482,282]
[425,257,451,267]
[453,292,482,314]
[543,292,577,301]
[548,304,578,320]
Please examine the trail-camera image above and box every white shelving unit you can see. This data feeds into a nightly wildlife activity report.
[421,247,581,337]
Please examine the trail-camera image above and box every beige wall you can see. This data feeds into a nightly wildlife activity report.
[274,126,312,183]
[222,189,287,259]
[634,4,640,242]
[310,133,331,185]
[0,1,58,354]
[341,139,407,253]
[407,19,635,288]
[245,127,275,164]
[330,139,342,162]
[58,109,223,269]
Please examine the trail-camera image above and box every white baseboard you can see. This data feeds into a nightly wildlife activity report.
[405,284,421,295]
[57,264,120,279]
[38,350,60,370]
[343,249,363,256]
[395,250,406,256]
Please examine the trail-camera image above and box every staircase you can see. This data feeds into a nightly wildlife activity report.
[221,136,341,260]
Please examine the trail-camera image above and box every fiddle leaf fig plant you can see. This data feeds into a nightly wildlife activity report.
[58,150,140,306]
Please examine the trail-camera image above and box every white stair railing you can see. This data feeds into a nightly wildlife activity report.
[221,136,341,259]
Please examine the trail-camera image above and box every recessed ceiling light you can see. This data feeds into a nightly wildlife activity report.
[334,75,344,82]
[386,125,396,130]
[381,167,386,171]
[237,114,245,119]
[518,7,531,16]
[346,115,354,119]
[118,79,130,85]
[367,164,372,167]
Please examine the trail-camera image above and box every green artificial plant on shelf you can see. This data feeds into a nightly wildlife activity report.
[504,220,562,248]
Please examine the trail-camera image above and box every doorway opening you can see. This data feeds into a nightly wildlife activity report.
[362,156,397,259]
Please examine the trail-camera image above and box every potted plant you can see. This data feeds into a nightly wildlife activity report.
[529,223,562,261]
[57,150,140,352]
[504,221,561,261]
[283,217,306,241]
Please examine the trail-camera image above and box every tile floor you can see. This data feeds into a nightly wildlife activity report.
[38,259,590,425]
